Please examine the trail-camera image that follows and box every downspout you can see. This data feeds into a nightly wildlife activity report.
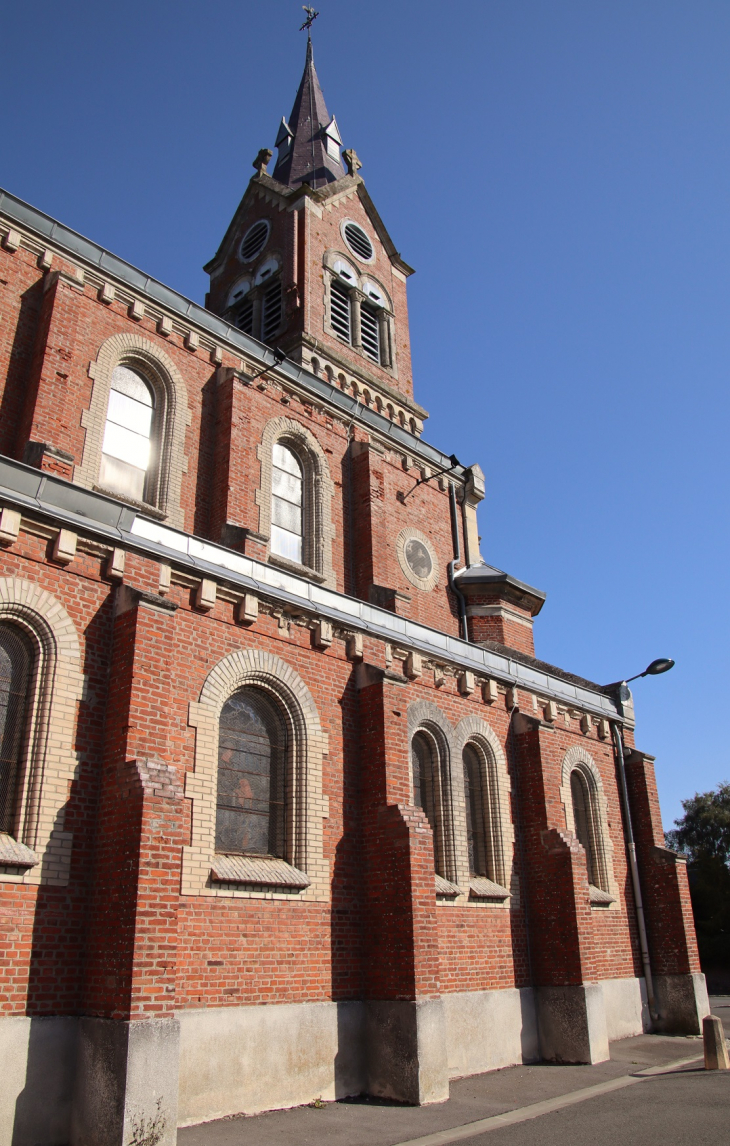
[447,482,468,641]
[611,719,658,1022]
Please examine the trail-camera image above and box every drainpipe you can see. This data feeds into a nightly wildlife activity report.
[611,719,658,1022]
[447,482,468,641]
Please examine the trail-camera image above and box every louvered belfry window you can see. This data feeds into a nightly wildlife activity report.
[261,280,283,344]
[271,443,303,563]
[215,688,287,857]
[0,623,33,835]
[360,303,381,364]
[236,296,254,336]
[330,279,352,343]
[463,744,490,879]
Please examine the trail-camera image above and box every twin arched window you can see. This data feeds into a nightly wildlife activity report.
[271,443,304,563]
[215,687,287,858]
[411,727,507,895]
[0,623,33,836]
[100,365,156,503]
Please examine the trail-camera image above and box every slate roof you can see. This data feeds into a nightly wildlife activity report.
[272,39,345,188]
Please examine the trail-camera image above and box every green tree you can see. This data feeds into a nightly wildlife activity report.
[666,782,730,969]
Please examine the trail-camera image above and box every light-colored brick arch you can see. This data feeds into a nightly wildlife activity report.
[0,578,84,887]
[407,700,457,883]
[255,416,336,588]
[452,715,515,899]
[77,332,191,528]
[183,648,330,901]
[559,745,619,905]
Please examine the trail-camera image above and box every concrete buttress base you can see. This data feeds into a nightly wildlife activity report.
[365,998,449,1105]
[653,972,709,1035]
[536,983,609,1064]
[71,1017,180,1146]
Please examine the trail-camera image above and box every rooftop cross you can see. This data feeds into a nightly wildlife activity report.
[300,6,319,36]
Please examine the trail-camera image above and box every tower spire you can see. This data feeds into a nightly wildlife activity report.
[272,35,344,189]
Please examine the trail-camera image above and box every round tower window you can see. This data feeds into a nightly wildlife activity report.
[342,221,374,263]
[396,528,439,592]
[406,539,432,579]
[240,220,270,262]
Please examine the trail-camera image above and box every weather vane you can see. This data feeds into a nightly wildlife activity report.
[300,6,319,35]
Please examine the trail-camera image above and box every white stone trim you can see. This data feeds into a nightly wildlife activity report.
[396,528,440,593]
[76,333,191,528]
[183,648,329,900]
[452,716,515,904]
[255,416,336,589]
[559,745,619,906]
[0,578,83,886]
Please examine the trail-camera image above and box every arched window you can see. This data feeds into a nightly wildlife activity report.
[411,730,450,879]
[271,443,303,563]
[215,688,287,857]
[99,365,155,502]
[0,623,33,836]
[462,743,491,880]
[570,768,602,890]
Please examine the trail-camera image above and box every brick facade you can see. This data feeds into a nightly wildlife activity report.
[0,43,705,1145]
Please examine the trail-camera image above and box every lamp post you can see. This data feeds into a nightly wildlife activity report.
[605,658,675,1025]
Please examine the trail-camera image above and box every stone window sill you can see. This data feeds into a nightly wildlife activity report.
[210,854,310,890]
[435,874,462,898]
[267,552,326,584]
[469,877,510,901]
[0,833,38,869]
[93,485,167,521]
[589,884,616,906]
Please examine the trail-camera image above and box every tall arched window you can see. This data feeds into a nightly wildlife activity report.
[215,688,287,857]
[99,365,155,502]
[411,730,450,878]
[0,623,33,836]
[271,442,303,563]
[570,768,602,890]
[463,743,492,880]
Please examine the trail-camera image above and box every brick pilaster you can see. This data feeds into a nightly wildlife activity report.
[83,589,183,1020]
[358,672,441,1001]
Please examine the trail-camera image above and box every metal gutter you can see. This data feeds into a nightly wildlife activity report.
[0,188,462,478]
[0,456,621,722]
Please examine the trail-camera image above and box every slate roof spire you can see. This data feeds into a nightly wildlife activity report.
[272,38,345,189]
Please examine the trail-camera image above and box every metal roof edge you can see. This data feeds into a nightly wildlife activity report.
[0,187,456,474]
[0,454,621,723]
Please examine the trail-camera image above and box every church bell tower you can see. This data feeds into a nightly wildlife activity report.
[205,36,425,427]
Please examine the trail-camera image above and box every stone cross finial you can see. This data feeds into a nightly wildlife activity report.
[253,148,273,175]
[343,149,362,176]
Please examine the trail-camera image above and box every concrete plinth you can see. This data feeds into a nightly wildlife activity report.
[365,998,449,1105]
[536,983,609,1064]
[653,973,709,1035]
[71,1017,180,1146]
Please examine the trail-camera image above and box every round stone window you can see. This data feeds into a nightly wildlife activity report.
[396,528,439,592]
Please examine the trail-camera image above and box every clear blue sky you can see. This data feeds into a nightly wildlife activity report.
[1,1,728,828]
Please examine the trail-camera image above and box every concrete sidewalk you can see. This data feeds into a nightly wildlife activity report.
[178,999,730,1146]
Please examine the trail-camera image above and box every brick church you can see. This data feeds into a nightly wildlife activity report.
[0,36,707,1146]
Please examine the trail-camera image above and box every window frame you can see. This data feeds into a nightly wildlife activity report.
[559,745,619,906]
[410,722,457,887]
[0,579,84,888]
[184,648,330,900]
[255,417,336,588]
[78,334,190,529]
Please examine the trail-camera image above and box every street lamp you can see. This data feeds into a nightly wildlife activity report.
[624,658,675,683]
[605,656,675,1024]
